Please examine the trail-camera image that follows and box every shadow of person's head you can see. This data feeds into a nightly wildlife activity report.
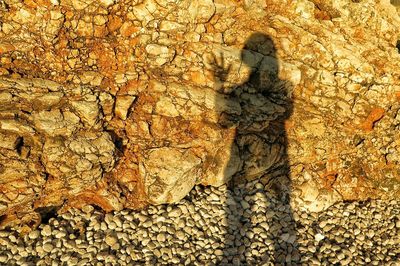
[241,32,293,120]
[241,33,278,87]
[241,32,277,59]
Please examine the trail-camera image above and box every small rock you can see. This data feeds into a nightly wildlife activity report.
[176,231,185,240]
[82,205,94,213]
[240,200,250,210]
[215,249,223,256]
[105,234,118,246]
[315,233,325,242]
[366,230,375,238]
[43,243,54,252]
[280,233,290,242]
[42,225,52,237]
[29,230,40,240]
[168,208,182,218]
[156,233,166,243]
[55,231,66,239]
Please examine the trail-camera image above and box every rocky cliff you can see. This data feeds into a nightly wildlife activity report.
[0,0,399,228]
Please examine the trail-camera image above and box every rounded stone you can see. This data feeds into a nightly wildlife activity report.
[41,225,52,237]
[105,234,118,246]
[156,233,166,243]
[42,243,54,253]
[28,230,40,240]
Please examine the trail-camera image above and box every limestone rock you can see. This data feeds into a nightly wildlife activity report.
[115,95,136,120]
[139,147,201,204]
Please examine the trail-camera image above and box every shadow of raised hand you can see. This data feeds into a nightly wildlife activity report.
[210,52,232,91]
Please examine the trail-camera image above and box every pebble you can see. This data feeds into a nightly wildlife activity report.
[41,225,52,237]
[29,230,40,240]
[156,233,166,243]
[315,233,325,242]
[366,230,375,238]
[105,234,118,246]
[240,200,250,210]
[42,243,54,252]
[55,231,66,239]
[0,182,398,265]
[82,205,94,214]
[168,208,182,218]
[176,231,185,240]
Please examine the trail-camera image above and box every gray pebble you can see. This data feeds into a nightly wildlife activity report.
[41,225,52,237]
[42,243,54,252]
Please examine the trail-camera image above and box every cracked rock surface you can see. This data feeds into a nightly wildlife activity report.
[0,0,400,227]
[0,78,118,228]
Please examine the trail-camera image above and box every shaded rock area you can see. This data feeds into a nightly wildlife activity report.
[0,0,400,228]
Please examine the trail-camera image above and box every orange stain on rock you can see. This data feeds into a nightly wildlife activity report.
[322,171,338,190]
[94,25,108,38]
[24,0,51,8]
[67,192,115,212]
[0,43,15,54]
[107,16,123,32]
[360,107,385,132]
[65,11,74,19]
[314,9,331,20]
[113,153,148,209]
[189,71,208,85]
[353,28,365,40]
[284,119,294,132]
[120,25,140,37]
[94,45,118,72]
[119,80,140,95]
[129,37,140,46]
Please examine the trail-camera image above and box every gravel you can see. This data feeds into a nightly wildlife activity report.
[0,180,399,265]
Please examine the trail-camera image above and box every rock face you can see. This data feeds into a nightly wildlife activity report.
[0,0,400,227]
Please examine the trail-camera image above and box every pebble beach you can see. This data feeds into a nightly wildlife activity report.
[0,179,399,265]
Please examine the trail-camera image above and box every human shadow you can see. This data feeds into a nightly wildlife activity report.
[211,33,299,265]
